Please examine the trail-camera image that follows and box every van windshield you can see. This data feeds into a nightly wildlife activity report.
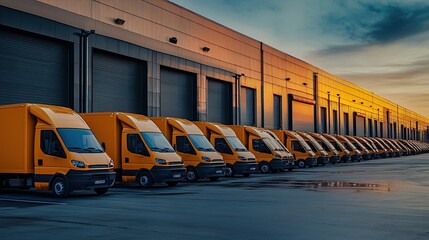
[141,132,175,152]
[226,136,248,152]
[189,134,216,152]
[57,128,103,153]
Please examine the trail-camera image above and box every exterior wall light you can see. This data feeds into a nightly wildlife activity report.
[169,37,178,44]
[114,18,125,25]
[303,82,308,86]
[202,47,210,52]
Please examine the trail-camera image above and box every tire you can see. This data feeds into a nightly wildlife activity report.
[186,167,198,182]
[242,173,251,177]
[94,188,109,195]
[52,177,69,198]
[137,172,154,188]
[297,160,306,168]
[166,181,179,187]
[209,177,219,181]
[225,164,236,177]
[259,162,271,174]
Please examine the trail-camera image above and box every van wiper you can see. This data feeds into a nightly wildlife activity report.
[235,148,247,151]
[84,147,103,153]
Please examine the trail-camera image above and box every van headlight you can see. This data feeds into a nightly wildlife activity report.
[238,156,247,160]
[201,156,211,162]
[71,160,85,168]
[108,160,114,168]
[155,158,167,164]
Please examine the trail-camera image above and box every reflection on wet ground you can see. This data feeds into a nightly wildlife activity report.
[218,179,391,192]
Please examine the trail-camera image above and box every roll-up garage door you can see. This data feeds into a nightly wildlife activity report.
[207,78,232,124]
[93,50,145,113]
[288,95,315,132]
[292,101,314,132]
[353,112,365,136]
[160,67,196,120]
[241,87,255,126]
[0,27,71,106]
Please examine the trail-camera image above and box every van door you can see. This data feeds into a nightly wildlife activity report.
[35,129,66,185]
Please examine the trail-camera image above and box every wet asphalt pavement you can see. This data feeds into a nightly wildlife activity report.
[1,154,429,240]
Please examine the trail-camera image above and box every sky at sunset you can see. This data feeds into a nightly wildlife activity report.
[170,0,429,117]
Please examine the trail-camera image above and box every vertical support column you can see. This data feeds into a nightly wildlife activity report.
[337,94,341,135]
[197,65,207,121]
[260,42,265,128]
[79,29,95,113]
[327,92,331,133]
[313,72,319,133]
[147,54,160,117]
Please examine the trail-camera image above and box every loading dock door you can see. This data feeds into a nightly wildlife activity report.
[353,113,365,136]
[207,78,232,124]
[160,67,196,120]
[241,87,256,126]
[288,95,315,132]
[0,27,71,106]
[93,50,145,114]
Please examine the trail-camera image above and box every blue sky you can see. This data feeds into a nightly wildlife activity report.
[170,0,429,117]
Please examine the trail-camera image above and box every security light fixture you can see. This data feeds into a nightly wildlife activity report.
[303,82,308,86]
[285,77,291,81]
[169,37,178,44]
[114,18,125,25]
[202,47,210,52]
[360,102,364,104]
[337,94,340,97]
[352,99,356,102]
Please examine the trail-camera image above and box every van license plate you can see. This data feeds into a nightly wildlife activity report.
[173,174,181,178]
[250,167,256,171]
[216,170,223,174]
[95,180,105,184]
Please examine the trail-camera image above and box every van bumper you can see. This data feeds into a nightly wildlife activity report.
[351,154,362,161]
[270,159,295,170]
[317,156,330,165]
[234,162,259,175]
[341,155,351,162]
[196,163,226,179]
[66,170,116,191]
[304,158,317,167]
[329,155,340,164]
[150,166,186,183]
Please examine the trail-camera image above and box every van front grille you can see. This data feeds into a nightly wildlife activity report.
[212,159,223,163]
[89,165,108,169]
[169,161,183,165]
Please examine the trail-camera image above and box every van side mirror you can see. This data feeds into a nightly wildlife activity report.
[101,142,106,151]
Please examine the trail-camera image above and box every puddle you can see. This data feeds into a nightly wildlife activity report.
[219,179,391,192]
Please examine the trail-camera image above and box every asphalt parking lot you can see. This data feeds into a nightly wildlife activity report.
[1,154,429,240]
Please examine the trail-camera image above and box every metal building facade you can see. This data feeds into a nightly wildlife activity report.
[0,0,428,141]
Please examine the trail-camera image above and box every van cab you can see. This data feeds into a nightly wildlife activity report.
[322,134,352,162]
[81,112,186,187]
[344,136,372,160]
[194,122,258,177]
[0,103,115,197]
[333,135,363,162]
[273,130,317,168]
[229,125,295,173]
[308,132,340,164]
[297,132,330,166]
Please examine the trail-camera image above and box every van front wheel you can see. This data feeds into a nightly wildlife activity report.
[297,160,306,168]
[137,172,154,188]
[259,162,271,174]
[186,167,198,182]
[52,177,69,198]
[225,164,236,177]
[94,188,109,195]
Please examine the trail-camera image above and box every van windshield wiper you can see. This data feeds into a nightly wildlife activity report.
[84,147,103,153]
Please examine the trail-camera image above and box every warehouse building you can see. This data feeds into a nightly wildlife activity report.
[1,0,428,141]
